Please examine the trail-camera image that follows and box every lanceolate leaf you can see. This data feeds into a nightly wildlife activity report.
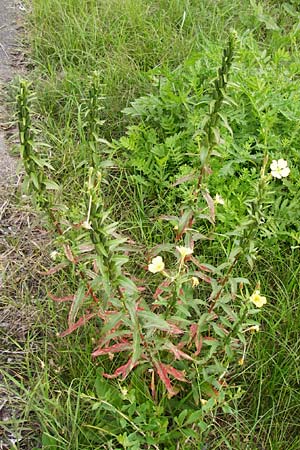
[153,279,171,299]
[154,361,179,398]
[162,364,188,382]
[125,298,142,365]
[103,358,139,380]
[176,209,193,240]
[202,190,215,224]
[60,312,96,337]
[63,244,78,264]
[92,341,132,358]
[68,284,87,326]
[192,270,213,284]
[48,293,75,303]
[164,342,194,361]
[39,261,69,275]
[190,257,216,273]
[138,310,174,332]
[189,324,203,356]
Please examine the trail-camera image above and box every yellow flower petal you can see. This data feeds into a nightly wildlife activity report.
[176,246,193,259]
[243,324,260,333]
[191,276,199,287]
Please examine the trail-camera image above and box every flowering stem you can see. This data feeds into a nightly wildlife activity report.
[195,31,236,194]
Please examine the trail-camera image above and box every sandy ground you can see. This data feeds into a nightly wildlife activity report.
[0,2,28,448]
[0,0,20,185]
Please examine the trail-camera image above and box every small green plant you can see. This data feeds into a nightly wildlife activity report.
[16,80,59,208]
[78,71,106,166]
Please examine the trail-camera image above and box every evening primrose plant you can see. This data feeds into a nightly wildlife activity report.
[17,76,270,408]
[16,32,294,447]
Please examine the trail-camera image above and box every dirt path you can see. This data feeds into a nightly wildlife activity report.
[0,3,31,449]
[0,0,20,184]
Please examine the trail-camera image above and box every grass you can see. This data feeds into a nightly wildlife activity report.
[2,0,300,448]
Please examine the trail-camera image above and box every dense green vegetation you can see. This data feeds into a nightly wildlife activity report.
[3,0,300,448]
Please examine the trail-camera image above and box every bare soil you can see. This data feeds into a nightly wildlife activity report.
[0,3,44,449]
[0,0,20,185]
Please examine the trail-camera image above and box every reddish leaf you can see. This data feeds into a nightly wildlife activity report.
[203,336,218,342]
[63,244,78,264]
[166,322,184,335]
[190,256,214,272]
[154,361,179,398]
[193,270,212,284]
[39,262,68,275]
[86,285,100,303]
[195,334,203,356]
[48,293,75,303]
[103,358,138,380]
[95,329,131,351]
[176,209,193,241]
[172,172,196,187]
[190,323,197,338]
[153,279,171,300]
[92,341,132,358]
[164,343,194,361]
[162,364,188,382]
[202,190,215,224]
[60,312,96,337]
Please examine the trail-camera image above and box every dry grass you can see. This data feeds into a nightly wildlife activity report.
[0,184,51,449]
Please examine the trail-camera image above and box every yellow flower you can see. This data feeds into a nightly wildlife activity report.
[270,159,290,179]
[82,220,93,230]
[238,357,245,366]
[215,193,225,205]
[148,256,165,273]
[250,290,267,308]
[50,250,59,261]
[244,324,260,333]
[191,276,199,287]
[176,246,193,259]
[200,399,208,406]
[120,387,128,398]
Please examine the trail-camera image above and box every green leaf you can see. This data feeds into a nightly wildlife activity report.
[69,284,86,325]
[138,310,173,331]
[212,323,227,338]
[30,153,54,170]
[125,298,141,365]
[257,13,280,30]
[176,409,188,426]
[185,409,203,425]
[111,254,129,268]
[44,179,60,190]
[30,172,40,190]
[42,433,58,448]
[118,276,139,295]
[177,208,193,237]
